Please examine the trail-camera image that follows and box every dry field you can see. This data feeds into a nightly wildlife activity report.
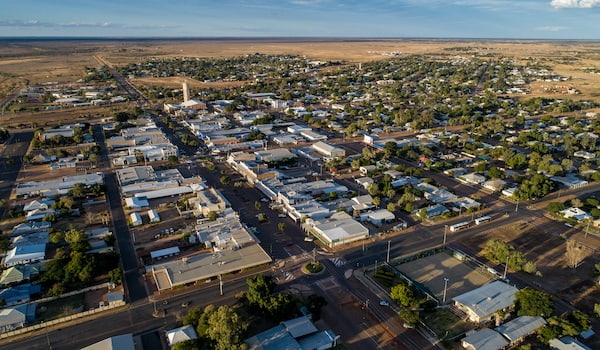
[1,39,599,126]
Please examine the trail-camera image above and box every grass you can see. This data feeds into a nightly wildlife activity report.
[422,308,472,340]
[37,294,85,322]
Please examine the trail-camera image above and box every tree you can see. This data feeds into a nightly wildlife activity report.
[305,294,327,321]
[546,202,565,215]
[278,222,285,232]
[398,308,421,325]
[390,283,418,307]
[515,288,553,317]
[570,198,584,208]
[566,239,586,269]
[69,183,88,198]
[167,155,179,165]
[206,305,248,350]
[254,201,261,211]
[208,211,218,221]
[219,176,231,185]
[49,231,65,244]
[108,268,123,284]
[418,208,428,220]
[172,340,199,350]
[47,282,66,297]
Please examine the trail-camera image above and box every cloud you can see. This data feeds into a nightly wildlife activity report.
[536,25,567,31]
[0,19,115,28]
[550,0,600,8]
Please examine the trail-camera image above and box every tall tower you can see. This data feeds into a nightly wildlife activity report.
[182,80,190,102]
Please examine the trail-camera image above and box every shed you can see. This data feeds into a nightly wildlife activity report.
[147,209,160,223]
[130,212,142,227]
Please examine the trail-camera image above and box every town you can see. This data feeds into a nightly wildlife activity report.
[0,39,599,350]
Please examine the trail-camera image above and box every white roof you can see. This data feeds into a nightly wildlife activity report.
[81,334,135,350]
[453,281,518,320]
[166,325,198,346]
[0,308,26,327]
[461,328,508,350]
[495,316,546,342]
[313,212,369,243]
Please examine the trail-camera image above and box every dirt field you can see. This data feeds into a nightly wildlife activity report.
[457,216,600,296]
[130,77,247,89]
[393,251,495,302]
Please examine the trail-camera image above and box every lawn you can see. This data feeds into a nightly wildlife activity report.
[422,308,473,340]
[37,294,85,322]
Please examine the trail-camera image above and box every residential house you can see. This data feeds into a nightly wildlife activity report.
[166,325,198,347]
[80,334,136,350]
[130,212,142,227]
[2,244,46,267]
[453,281,519,323]
[495,316,546,344]
[360,209,395,226]
[461,328,508,350]
[549,336,592,350]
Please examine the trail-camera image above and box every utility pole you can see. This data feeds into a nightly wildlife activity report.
[219,274,223,296]
[442,278,449,304]
[586,219,591,238]
[386,240,391,263]
[443,225,448,248]
[515,198,519,212]
[503,255,510,280]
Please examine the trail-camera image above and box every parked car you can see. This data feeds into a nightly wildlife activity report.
[304,237,314,242]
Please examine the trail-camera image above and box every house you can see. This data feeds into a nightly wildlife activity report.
[166,325,198,347]
[106,291,124,306]
[459,173,487,185]
[25,208,56,221]
[80,334,136,350]
[130,212,142,227]
[0,265,40,286]
[453,281,519,323]
[502,187,518,198]
[359,165,377,176]
[560,207,592,221]
[461,328,508,350]
[23,199,55,212]
[245,315,339,350]
[483,179,506,192]
[355,177,375,189]
[147,209,160,223]
[549,336,592,350]
[0,283,41,306]
[11,221,51,236]
[0,307,27,332]
[254,148,295,163]
[360,209,395,226]
[495,316,546,344]
[2,244,46,267]
[423,204,449,218]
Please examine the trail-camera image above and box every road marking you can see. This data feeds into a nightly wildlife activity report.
[329,257,346,267]
[360,322,383,349]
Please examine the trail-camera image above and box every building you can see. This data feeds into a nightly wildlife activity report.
[0,283,41,306]
[453,281,519,323]
[124,196,149,209]
[80,334,136,350]
[147,209,160,223]
[130,212,142,227]
[549,336,592,350]
[166,325,198,347]
[0,265,40,286]
[560,207,592,221]
[311,141,346,159]
[495,316,546,344]
[15,173,104,197]
[189,187,228,217]
[245,315,339,350]
[0,307,27,332]
[304,212,369,248]
[2,244,46,267]
[182,81,190,102]
[461,328,508,350]
[359,209,395,226]
[254,148,295,163]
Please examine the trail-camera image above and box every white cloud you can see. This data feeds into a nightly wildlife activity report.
[550,0,600,8]
[536,25,567,31]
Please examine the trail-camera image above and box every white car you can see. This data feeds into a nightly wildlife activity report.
[379,300,389,306]
[304,237,314,242]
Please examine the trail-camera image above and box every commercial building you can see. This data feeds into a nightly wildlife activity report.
[304,212,369,248]
[311,141,345,158]
[15,173,104,197]
[245,315,339,350]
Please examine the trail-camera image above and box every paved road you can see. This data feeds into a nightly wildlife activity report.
[0,130,33,219]
[94,124,147,302]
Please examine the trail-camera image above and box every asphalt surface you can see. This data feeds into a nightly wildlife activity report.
[94,124,147,302]
[0,130,34,219]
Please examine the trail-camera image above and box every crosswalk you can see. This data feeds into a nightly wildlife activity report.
[329,257,346,267]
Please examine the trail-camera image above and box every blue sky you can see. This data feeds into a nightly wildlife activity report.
[1,0,599,39]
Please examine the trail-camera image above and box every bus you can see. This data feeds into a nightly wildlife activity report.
[474,216,492,225]
[449,222,470,232]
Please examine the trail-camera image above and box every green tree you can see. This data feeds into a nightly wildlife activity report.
[172,340,199,350]
[245,274,276,311]
[254,201,261,211]
[418,208,428,220]
[47,282,66,297]
[390,283,418,307]
[167,155,179,165]
[108,268,123,284]
[278,222,285,232]
[208,211,218,221]
[206,305,248,350]
[515,288,553,317]
[546,202,565,215]
[219,176,231,185]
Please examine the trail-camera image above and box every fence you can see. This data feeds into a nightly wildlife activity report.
[33,282,111,305]
[0,300,126,339]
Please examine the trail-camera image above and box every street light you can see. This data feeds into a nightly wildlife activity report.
[442,278,449,304]
[443,225,448,248]
[515,198,519,213]
[503,255,510,280]
[386,240,391,263]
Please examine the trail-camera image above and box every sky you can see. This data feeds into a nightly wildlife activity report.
[1,0,599,39]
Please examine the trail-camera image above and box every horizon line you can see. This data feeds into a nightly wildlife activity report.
[1,36,600,42]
